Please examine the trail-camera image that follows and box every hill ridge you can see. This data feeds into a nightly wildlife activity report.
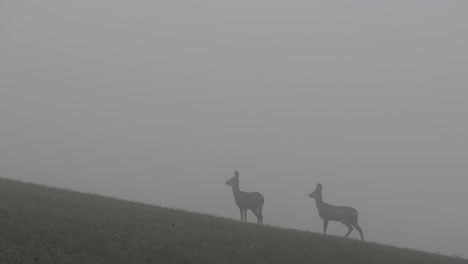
[0,177,466,264]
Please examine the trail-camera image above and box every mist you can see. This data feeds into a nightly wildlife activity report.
[1,0,467,256]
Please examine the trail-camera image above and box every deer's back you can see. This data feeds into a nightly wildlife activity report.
[236,191,264,209]
[320,203,358,222]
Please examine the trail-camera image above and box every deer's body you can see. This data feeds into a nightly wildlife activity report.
[309,183,364,241]
[317,203,358,224]
[226,171,264,224]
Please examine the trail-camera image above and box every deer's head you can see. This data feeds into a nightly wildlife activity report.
[309,183,322,198]
[226,171,240,186]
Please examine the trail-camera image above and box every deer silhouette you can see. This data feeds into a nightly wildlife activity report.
[226,170,264,224]
[309,183,364,241]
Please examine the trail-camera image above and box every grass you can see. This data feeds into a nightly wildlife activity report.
[0,178,466,264]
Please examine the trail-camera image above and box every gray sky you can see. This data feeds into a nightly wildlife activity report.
[1,0,467,256]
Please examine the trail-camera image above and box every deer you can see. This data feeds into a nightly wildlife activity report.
[225,170,264,224]
[308,183,364,241]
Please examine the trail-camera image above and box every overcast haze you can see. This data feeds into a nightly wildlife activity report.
[1,0,467,256]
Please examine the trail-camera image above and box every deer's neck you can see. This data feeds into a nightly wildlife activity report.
[231,184,241,199]
[314,193,325,211]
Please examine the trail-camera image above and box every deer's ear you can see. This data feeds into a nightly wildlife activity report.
[235,171,239,177]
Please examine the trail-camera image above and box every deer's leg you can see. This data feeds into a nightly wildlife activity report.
[344,223,354,238]
[252,209,261,224]
[243,209,247,222]
[323,219,329,235]
[240,208,244,222]
[352,221,364,241]
[258,208,263,225]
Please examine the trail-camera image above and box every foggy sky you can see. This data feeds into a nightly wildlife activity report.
[1,0,467,256]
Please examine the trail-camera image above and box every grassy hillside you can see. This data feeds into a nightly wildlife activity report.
[0,178,465,264]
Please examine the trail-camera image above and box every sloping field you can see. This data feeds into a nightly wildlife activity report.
[0,178,465,264]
